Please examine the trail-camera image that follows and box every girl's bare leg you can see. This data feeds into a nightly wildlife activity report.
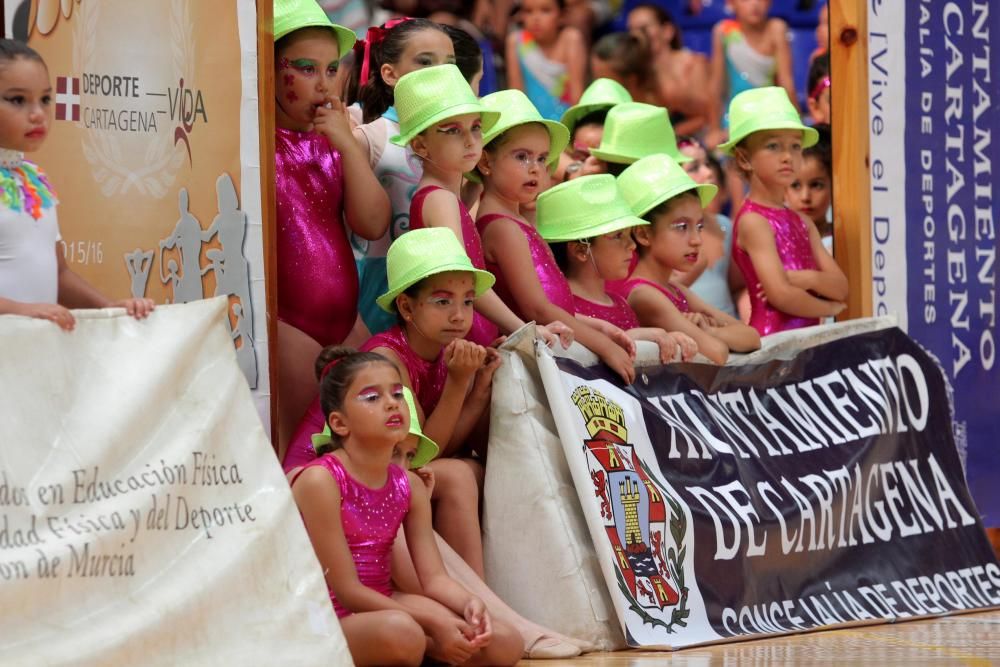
[429,458,485,577]
[393,592,523,666]
[276,321,321,460]
[391,528,591,658]
[339,610,425,666]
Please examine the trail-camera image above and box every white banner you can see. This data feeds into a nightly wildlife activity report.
[0,299,348,666]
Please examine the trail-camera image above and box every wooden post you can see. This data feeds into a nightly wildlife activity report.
[830,0,872,319]
[257,0,278,446]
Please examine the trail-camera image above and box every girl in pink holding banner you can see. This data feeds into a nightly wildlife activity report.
[612,154,761,364]
[289,346,522,666]
[539,174,698,364]
[393,65,572,349]
[475,89,637,384]
[719,87,847,336]
[0,40,153,328]
[272,0,391,452]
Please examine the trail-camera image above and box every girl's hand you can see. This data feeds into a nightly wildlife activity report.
[312,97,354,150]
[828,301,847,317]
[671,331,699,361]
[537,321,573,349]
[428,617,477,665]
[649,330,679,364]
[600,341,636,385]
[682,311,718,330]
[112,297,155,320]
[444,339,487,386]
[464,597,493,648]
[14,302,75,331]
[471,348,502,400]
[413,466,435,495]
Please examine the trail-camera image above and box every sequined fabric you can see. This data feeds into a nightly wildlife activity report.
[361,325,448,415]
[612,277,691,313]
[572,292,639,330]
[731,199,819,336]
[293,454,410,618]
[409,185,498,345]
[275,127,355,346]
[477,213,576,317]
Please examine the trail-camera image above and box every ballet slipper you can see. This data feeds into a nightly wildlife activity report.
[525,636,583,659]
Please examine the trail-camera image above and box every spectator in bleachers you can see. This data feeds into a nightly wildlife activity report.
[625,3,710,135]
[506,0,586,121]
[811,0,828,62]
[806,52,830,125]
[706,0,797,149]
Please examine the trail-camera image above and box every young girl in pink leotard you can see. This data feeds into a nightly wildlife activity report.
[394,65,572,350]
[290,346,521,666]
[475,90,637,384]
[612,154,761,364]
[719,87,847,336]
[540,174,698,364]
[285,227,499,578]
[273,4,391,454]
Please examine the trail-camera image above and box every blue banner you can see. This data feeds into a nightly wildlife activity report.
[903,1,999,522]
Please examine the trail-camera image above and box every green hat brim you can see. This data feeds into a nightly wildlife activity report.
[376,262,496,312]
[590,147,693,165]
[540,213,648,243]
[630,182,718,218]
[718,122,819,154]
[560,102,614,134]
[408,433,438,469]
[390,106,501,147]
[483,118,570,166]
[274,22,357,60]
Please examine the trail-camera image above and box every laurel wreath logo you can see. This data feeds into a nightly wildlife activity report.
[74,0,191,199]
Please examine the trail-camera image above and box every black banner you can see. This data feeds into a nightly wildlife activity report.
[552,327,1000,645]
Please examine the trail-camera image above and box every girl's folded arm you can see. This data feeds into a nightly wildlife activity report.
[741,212,842,318]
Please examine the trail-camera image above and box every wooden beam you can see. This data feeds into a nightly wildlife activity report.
[830,0,872,319]
[257,0,278,447]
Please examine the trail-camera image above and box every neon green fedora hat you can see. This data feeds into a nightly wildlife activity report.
[536,174,647,242]
[717,86,819,154]
[618,154,717,218]
[588,102,691,165]
[401,386,438,468]
[377,227,495,312]
[560,78,633,135]
[311,386,439,468]
[480,89,569,164]
[390,65,500,147]
[274,0,357,58]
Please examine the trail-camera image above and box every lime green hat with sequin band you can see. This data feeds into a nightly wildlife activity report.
[274,0,357,58]
[717,86,818,154]
[390,65,500,146]
[560,78,633,135]
[536,174,647,242]
[480,89,570,164]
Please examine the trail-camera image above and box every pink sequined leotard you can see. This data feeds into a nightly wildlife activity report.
[409,185,498,345]
[612,277,691,313]
[292,454,410,617]
[276,127,355,346]
[572,292,639,330]
[731,199,819,336]
[476,213,576,318]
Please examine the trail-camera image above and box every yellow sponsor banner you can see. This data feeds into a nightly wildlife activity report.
[11,0,270,422]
